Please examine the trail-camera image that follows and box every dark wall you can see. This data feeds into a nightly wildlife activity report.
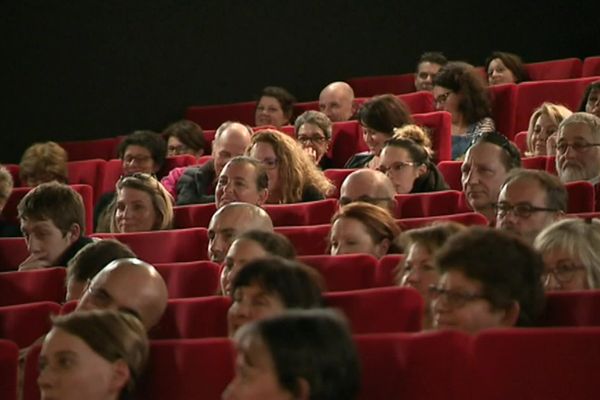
[1,0,598,163]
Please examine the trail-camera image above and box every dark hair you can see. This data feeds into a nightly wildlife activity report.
[502,169,567,212]
[258,86,297,120]
[433,61,492,125]
[67,239,136,284]
[358,94,413,135]
[117,130,167,169]
[434,227,545,327]
[471,131,522,171]
[162,120,205,153]
[236,230,296,260]
[231,257,324,307]
[417,52,448,68]
[485,51,529,83]
[384,137,430,165]
[225,156,269,192]
[578,81,600,112]
[238,309,361,400]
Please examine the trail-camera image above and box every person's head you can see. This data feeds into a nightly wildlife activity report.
[329,202,401,259]
[415,52,448,92]
[224,309,360,400]
[379,134,430,194]
[485,51,529,85]
[110,173,173,233]
[495,169,566,244]
[208,202,274,263]
[526,103,573,156]
[294,110,333,164]
[255,86,296,128]
[76,258,168,330]
[222,230,296,296]
[162,119,205,157]
[318,81,356,122]
[555,112,600,183]
[212,121,254,178]
[461,132,521,220]
[66,240,136,302]
[39,310,148,400]
[534,218,600,291]
[18,182,85,266]
[19,141,68,187]
[433,61,492,126]
[227,257,324,336]
[578,81,600,118]
[431,227,545,334]
[339,169,396,213]
[117,131,166,176]
[247,129,333,203]
[0,165,14,213]
[215,156,269,209]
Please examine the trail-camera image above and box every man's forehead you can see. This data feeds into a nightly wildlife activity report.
[559,123,593,139]
[210,208,252,229]
[466,142,504,161]
[223,163,256,179]
[20,219,57,230]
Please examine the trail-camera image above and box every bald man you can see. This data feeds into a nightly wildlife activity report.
[319,81,356,122]
[76,258,168,330]
[208,202,274,263]
[339,169,396,213]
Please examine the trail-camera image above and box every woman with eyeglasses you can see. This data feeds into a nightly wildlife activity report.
[246,129,334,204]
[430,227,544,334]
[379,125,449,194]
[534,218,600,291]
[162,119,205,157]
[433,62,495,160]
[294,110,334,169]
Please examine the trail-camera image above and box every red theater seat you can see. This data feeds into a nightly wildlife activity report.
[412,111,452,162]
[514,130,528,154]
[398,91,435,114]
[0,340,18,400]
[59,137,121,161]
[294,100,319,115]
[521,155,548,170]
[67,159,106,200]
[489,83,517,138]
[173,203,216,229]
[525,57,583,81]
[541,290,600,327]
[154,261,221,298]
[4,164,20,187]
[0,237,29,272]
[159,155,198,178]
[582,56,600,77]
[275,224,331,256]
[330,120,369,168]
[564,181,595,213]
[545,155,557,175]
[263,199,338,226]
[398,212,488,230]
[348,73,416,96]
[298,254,378,291]
[0,268,66,306]
[437,160,462,191]
[185,101,256,130]
[324,168,356,198]
[0,301,60,348]
[377,254,403,287]
[99,158,123,196]
[394,190,463,218]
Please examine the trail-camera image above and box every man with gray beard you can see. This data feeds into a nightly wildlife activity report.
[556,112,600,184]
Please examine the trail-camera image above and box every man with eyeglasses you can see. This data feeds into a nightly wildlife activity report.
[555,112,600,184]
[339,169,396,213]
[495,169,566,244]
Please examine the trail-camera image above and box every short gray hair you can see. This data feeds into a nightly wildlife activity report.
[558,112,600,141]
[294,110,332,140]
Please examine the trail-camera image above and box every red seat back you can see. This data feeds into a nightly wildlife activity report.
[298,254,378,291]
[0,340,18,400]
[394,190,463,218]
[293,100,319,115]
[437,160,462,191]
[521,155,547,170]
[541,290,600,327]
[154,261,221,298]
[525,57,583,81]
[99,158,123,195]
[398,91,435,114]
[564,181,595,213]
[489,83,517,138]
[185,101,256,130]
[275,224,331,256]
[0,301,60,348]
[377,254,403,287]
[398,212,488,230]
[330,120,369,168]
[67,159,106,201]
[412,111,452,162]
[514,130,528,154]
[0,268,66,306]
[173,203,216,229]
[0,237,29,272]
[159,155,198,179]
[324,168,356,198]
[263,199,338,226]
[582,56,600,77]
[348,73,416,96]
[59,137,121,161]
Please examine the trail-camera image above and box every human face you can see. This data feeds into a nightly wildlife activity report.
[208,208,256,263]
[221,239,268,296]
[213,124,253,177]
[556,122,600,182]
[223,334,294,400]
[21,219,76,266]
[319,88,354,122]
[496,178,559,244]
[66,278,86,302]
[586,88,600,118]
[255,96,288,128]
[431,270,510,334]
[227,283,286,337]
[167,136,192,157]
[216,162,267,209]
[530,113,559,156]
[432,86,460,122]
[114,187,157,233]
[415,62,442,92]
[541,250,589,291]
[400,243,439,305]
[297,123,329,163]
[379,146,424,194]
[330,217,387,258]
[362,125,389,156]
[461,143,509,216]
[249,142,280,201]
[339,172,395,212]
[38,328,126,400]
[122,145,157,176]
[487,58,516,85]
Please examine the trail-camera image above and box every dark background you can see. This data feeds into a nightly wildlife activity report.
[1,0,598,163]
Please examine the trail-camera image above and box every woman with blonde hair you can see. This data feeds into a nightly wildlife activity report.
[19,141,68,186]
[247,129,334,203]
[526,102,572,156]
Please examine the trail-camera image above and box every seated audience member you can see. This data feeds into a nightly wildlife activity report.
[162,119,205,157]
[224,309,360,400]
[227,257,324,337]
[38,310,148,400]
[108,173,173,233]
[247,129,334,203]
[534,218,600,291]
[431,227,545,334]
[294,110,334,169]
[208,202,274,264]
[318,81,356,122]
[526,103,572,156]
[461,132,522,223]
[339,168,396,213]
[76,258,169,330]
[397,222,466,329]
[222,230,296,296]
[175,121,253,205]
[19,141,68,187]
[18,182,92,271]
[578,81,600,118]
[215,156,269,209]
[329,202,401,258]
[0,165,20,237]
[95,130,166,230]
[379,126,449,194]
[433,61,495,159]
[485,51,529,85]
[495,169,566,244]
[345,94,413,169]
[555,112,600,183]
[414,51,448,92]
[255,86,296,128]
[65,239,136,301]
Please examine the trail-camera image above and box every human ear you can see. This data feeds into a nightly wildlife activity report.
[66,223,82,243]
[295,377,311,400]
[109,359,131,394]
[257,189,269,206]
[501,301,520,327]
[375,238,391,258]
